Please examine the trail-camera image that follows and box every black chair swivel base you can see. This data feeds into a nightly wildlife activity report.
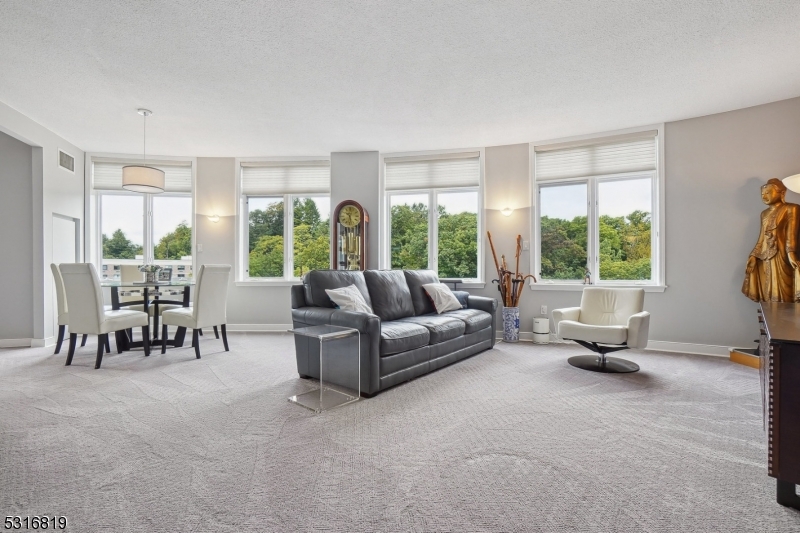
[568,355,639,373]
[567,339,640,373]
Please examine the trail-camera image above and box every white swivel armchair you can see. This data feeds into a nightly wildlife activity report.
[160,264,231,359]
[59,263,151,368]
[552,287,650,373]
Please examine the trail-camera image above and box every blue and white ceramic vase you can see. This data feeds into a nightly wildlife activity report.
[502,306,520,343]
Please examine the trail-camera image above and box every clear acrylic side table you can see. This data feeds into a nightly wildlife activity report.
[288,325,360,413]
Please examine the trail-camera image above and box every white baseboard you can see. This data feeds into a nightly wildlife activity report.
[644,340,730,357]
[0,338,34,348]
[495,332,731,357]
[31,336,56,348]
[226,324,293,333]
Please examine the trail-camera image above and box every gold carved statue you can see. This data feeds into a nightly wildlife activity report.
[742,178,800,302]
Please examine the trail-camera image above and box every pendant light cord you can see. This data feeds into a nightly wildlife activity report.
[142,112,147,162]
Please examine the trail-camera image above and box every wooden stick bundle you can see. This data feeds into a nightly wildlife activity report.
[487,231,537,307]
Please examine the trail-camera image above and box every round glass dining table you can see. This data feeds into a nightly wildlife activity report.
[100,280,195,352]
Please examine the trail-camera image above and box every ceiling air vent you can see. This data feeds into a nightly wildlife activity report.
[58,149,75,173]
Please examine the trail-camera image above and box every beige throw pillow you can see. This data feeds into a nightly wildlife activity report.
[422,283,463,314]
[325,285,373,314]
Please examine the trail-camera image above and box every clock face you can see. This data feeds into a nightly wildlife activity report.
[338,205,361,228]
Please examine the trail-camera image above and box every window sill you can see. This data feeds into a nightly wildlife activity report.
[440,281,485,289]
[235,279,302,287]
[530,283,667,293]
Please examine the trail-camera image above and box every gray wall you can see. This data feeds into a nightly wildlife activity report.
[7,94,796,349]
[0,130,34,339]
[331,151,380,269]
[193,153,382,327]
[469,97,800,350]
[0,100,84,345]
[195,157,293,327]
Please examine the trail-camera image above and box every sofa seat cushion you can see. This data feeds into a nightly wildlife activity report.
[397,315,465,345]
[443,308,492,334]
[380,321,430,356]
[558,320,627,345]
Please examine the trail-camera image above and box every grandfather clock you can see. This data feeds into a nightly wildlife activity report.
[332,200,369,270]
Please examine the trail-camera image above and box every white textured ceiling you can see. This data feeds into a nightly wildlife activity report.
[1,1,800,156]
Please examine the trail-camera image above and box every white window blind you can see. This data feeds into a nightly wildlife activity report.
[93,160,193,192]
[241,160,330,195]
[534,132,657,182]
[385,152,480,191]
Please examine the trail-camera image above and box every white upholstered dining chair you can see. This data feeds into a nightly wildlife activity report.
[552,287,650,373]
[51,263,90,353]
[160,264,231,359]
[59,263,151,368]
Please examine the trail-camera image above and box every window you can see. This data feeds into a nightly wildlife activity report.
[240,160,331,280]
[384,152,482,281]
[92,160,193,280]
[534,131,661,286]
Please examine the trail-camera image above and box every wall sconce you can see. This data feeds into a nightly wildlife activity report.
[783,174,800,193]
[501,207,513,217]
[207,214,220,223]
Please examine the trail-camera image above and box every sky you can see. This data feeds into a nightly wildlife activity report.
[540,177,651,220]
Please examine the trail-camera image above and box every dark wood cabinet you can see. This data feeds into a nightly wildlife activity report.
[759,302,800,510]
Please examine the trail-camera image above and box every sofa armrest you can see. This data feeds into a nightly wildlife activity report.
[291,284,306,309]
[292,307,336,325]
[626,311,650,349]
[330,310,381,336]
[467,295,497,314]
[467,295,499,347]
[291,306,382,395]
[552,307,581,338]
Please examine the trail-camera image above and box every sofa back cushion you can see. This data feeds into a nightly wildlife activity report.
[364,270,415,321]
[303,270,373,309]
[403,269,439,315]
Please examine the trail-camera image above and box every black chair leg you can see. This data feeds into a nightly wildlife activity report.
[104,336,110,354]
[95,334,107,369]
[161,325,168,354]
[192,329,201,359]
[174,327,186,347]
[81,334,88,347]
[115,331,124,353]
[65,333,78,366]
[221,324,229,352]
[199,329,204,336]
[142,326,150,357]
[54,325,65,354]
[213,325,220,339]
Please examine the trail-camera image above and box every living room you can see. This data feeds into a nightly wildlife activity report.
[1,2,800,531]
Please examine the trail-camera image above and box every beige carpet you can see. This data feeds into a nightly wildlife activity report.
[1,333,798,532]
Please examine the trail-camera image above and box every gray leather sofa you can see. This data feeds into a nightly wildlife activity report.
[290,269,498,396]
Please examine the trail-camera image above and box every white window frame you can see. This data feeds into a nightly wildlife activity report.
[240,193,330,281]
[84,153,196,276]
[235,156,331,286]
[530,125,666,292]
[379,148,485,287]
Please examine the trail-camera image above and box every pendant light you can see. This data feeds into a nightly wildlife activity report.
[122,109,165,193]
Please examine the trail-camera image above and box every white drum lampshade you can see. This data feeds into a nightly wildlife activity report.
[783,174,800,194]
[122,165,165,193]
